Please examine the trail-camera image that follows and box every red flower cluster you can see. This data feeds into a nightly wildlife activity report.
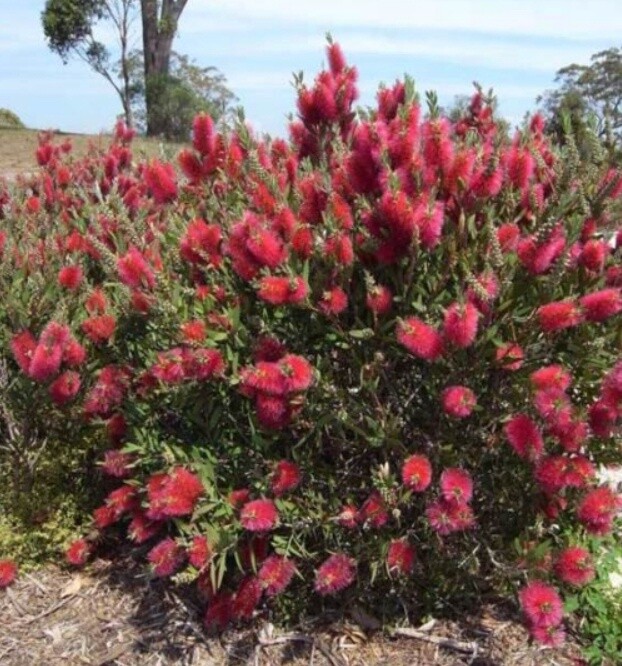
[147,467,204,519]
[426,468,475,535]
[314,553,356,596]
[519,581,565,646]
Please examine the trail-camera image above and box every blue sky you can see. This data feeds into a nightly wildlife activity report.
[3,1,622,137]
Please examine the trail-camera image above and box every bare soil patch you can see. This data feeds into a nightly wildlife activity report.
[0,557,587,666]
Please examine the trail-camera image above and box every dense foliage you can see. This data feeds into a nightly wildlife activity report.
[0,42,621,653]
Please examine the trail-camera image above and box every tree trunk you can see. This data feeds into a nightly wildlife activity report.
[141,0,189,136]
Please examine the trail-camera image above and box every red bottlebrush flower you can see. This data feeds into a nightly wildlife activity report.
[336,504,359,528]
[537,300,583,332]
[255,394,291,429]
[85,288,107,315]
[147,538,185,577]
[565,455,595,488]
[192,113,215,155]
[602,361,622,411]
[58,265,83,290]
[279,354,314,393]
[229,488,251,509]
[442,302,479,348]
[247,228,287,269]
[358,491,389,528]
[25,195,41,214]
[325,233,354,266]
[426,498,475,535]
[259,555,296,597]
[580,288,622,322]
[497,223,520,252]
[442,385,477,418]
[128,510,160,544]
[577,486,621,535]
[231,576,263,621]
[327,42,347,75]
[440,468,474,504]
[239,534,270,570]
[606,265,622,287]
[402,454,433,492]
[257,275,308,305]
[554,547,594,587]
[117,247,156,290]
[11,330,37,374]
[253,336,287,362]
[416,201,445,249]
[387,539,416,576]
[82,315,116,344]
[495,343,524,371]
[366,284,392,315]
[101,449,134,478]
[535,456,569,494]
[65,538,91,567]
[530,365,572,393]
[504,414,544,461]
[93,504,117,529]
[151,348,186,384]
[188,535,212,569]
[106,413,127,445]
[519,581,563,628]
[0,560,17,588]
[270,460,301,497]
[40,321,71,349]
[533,388,571,423]
[203,591,233,632]
[397,317,444,361]
[318,286,348,315]
[579,239,608,272]
[63,338,87,367]
[506,145,535,190]
[106,485,138,519]
[552,418,589,453]
[158,467,204,518]
[28,342,63,382]
[185,348,225,381]
[314,553,356,596]
[240,499,278,532]
[180,320,206,344]
[589,400,617,438]
[144,159,177,204]
[179,219,222,266]
[49,370,81,405]
[530,624,566,647]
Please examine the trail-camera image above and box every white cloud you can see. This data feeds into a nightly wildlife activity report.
[186,0,622,40]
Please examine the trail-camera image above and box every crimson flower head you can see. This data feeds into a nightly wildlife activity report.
[442,385,477,418]
[366,284,393,315]
[203,591,233,633]
[314,553,356,596]
[147,538,185,577]
[0,560,18,588]
[426,498,475,535]
[279,354,314,393]
[442,301,479,348]
[117,247,156,290]
[397,317,444,361]
[82,315,116,344]
[188,535,212,569]
[577,486,621,535]
[231,576,263,621]
[144,159,177,204]
[240,499,278,532]
[336,504,359,528]
[319,286,349,315]
[530,365,572,393]
[65,538,91,567]
[387,539,416,576]
[579,288,622,322]
[401,454,433,492]
[519,581,563,628]
[270,460,301,497]
[440,468,474,504]
[358,491,389,528]
[10,330,37,374]
[49,370,81,405]
[58,265,83,290]
[101,449,134,478]
[537,300,583,332]
[257,275,308,305]
[554,546,594,587]
[495,343,524,371]
[148,467,204,519]
[504,414,544,461]
[259,555,297,597]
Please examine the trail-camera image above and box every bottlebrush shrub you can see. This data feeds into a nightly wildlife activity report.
[0,41,621,645]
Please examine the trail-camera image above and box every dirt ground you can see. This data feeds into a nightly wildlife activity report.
[0,556,588,666]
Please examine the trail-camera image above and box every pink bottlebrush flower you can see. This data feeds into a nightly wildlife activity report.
[397,317,444,361]
[184,348,225,381]
[358,491,389,528]
[257,276,308,306]
[228,489,251,509]
[442,385,477,418]
[533,389,572,424]
[128,510,160,544]
[402,454,433,492]
[318,287,348,315]
[580,288,622,322]
[85,288,107,315]
[440,468,474,504]
[504,414,544,461]
[565,455,595,488]
[336,504,359,528]
[240,499,278,532]
[506,145,535,190]
[192,113,215,155]
[442,301,479,348]
[530,624,566,647]
[259,555,296,597]
[241,362,287,397]
[147,538,185,577]
[188,535,212,569]
[82,315,116,344]
[519,581,563,628]
[386,539,416,576]
[203,592,233,632]
[579,239,608,272]
[144,159,177,204]
[247,228,287,269]
[554,547,594,587]
[106,485,138,519]
[497,223,520,252]
[537,300,583,332]
[324,233,354,266]
[495,343,524,371]
[28,343,63,383]
[366,285,393,315]
[231,576,263,621]
[253,336,287,363]
[314,553,356,596]
[426,498,475,535]
[180,320,206,344]
[0,560,18,588]
[49,370,81,405]
[10,330,37,374]
[535,456,570,494]
[552,418,589,453]
[101,450,134,478]
[588,400,617,438]
[530,365,572,393]
[93,504,117,530]
[151,467,204,519]
[179,219,222,267]
[416,200,445,250]
[117,247,156,290]
[63,338,87,367]
[270,460,301,497]
[279,354,314,393]
[255,394,291,429]
[577,486,621,535]
[58,265,83,290]
[65,538,91,567]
